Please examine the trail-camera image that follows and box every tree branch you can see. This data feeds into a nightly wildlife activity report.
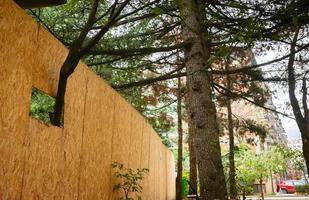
[303,76,308,119]
[287,27,304,122]
[87,42,187,56]
[112,67,185,89]
[29,9,71,46]
[212,42,309,75]
[214,83,295,120]
[73,0,100,47]
[81,0,131,53]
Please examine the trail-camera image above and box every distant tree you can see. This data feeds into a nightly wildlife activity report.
[235,145,287,200]
[284,148,307,180]
[234,145,257,200]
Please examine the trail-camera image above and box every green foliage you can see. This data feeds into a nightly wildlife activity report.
[182,171,189,197]
[30,88,55,123]
[234,145,258,194]
[265,146,288,173]
[295,184,309,195]
[146,110,175,147]
[111,162,149,200]
[284,148,306,171]
[234,145,287,195]
[235,118,268,143]
[30,0,178,142]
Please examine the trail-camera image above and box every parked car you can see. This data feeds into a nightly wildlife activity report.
[299,178,309,184]
[295,179,308,186]
[277,180,297,194]
[277,179,307,194]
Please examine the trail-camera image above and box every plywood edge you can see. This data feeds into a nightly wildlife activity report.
[14,0,66,9]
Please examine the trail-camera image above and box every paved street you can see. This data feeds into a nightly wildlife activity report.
[247,194,309,200]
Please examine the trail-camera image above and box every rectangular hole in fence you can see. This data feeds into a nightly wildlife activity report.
[29,87,56,125]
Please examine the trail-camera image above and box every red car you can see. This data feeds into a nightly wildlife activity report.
[276,180,297,194]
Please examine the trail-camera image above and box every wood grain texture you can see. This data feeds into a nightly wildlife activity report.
[128,110,144,169]
[14,0,66,9]
[140,122,151,200]
[0,1,34,199]
[78,70,115,200]
[0,1,176,199]
[22,119,63,200]
[62,65,88,200]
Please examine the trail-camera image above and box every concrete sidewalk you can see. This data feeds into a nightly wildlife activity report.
[246,194,309,200]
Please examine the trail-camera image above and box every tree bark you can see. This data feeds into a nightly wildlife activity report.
[51,50,81,126]
[242,191,246,200]
[186,86,198,195]
[51,0,100,126]
[287,27,309,176]
[176,75,183,200]
[298,122,309,176]
[227,77,237,199]
[188,116,198,195]
[178,0,228,199]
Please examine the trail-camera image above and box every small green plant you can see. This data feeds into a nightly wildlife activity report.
[295,184,309,195]
[111,162,149,200]
[181,171,189,197]
[30,87,55,124]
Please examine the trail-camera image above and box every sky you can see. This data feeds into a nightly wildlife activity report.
[255,50,302,141]
[280,118,301,140]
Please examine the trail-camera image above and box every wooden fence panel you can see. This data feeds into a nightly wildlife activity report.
[0,1,176,199]
[148,132,159,200]
[109,95,133,199]
[159,143,167,200]
[0,1,34,199]
[32,28,67,96]
[22,119,63,200]
[78,71,115,200]
[166,149,176,200]
[155,136,166,200]
[128,110,144,169]
[140,121,151,200]
[62,65,88,200]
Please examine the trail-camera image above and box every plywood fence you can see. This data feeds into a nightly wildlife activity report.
[0,0,176,199]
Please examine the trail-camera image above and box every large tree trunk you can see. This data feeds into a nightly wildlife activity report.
[287,27,309,176]
[178,0,228,199]
[186,88,198,195]
[188,116,198,195]
[299,78,309,176]
[176,75,183,200]
[299,124,309,176]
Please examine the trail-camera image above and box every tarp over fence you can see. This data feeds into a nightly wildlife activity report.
[0,0,176,199]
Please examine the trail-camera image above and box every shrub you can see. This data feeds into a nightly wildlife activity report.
[181,172,189,197]
[112,162,149,200]
[295,184,309,195]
